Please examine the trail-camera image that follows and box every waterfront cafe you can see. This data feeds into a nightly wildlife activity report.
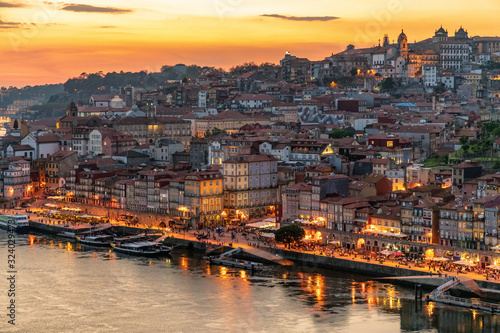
[246,220,276,230]
[44,203,58,208]
[302,229,323,243]
[60,207,81,212]
[47,196,65,200]
[294,218,325,227]
[362,225,408,239]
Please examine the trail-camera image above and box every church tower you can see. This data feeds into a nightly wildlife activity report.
[66,102,78,117]
[398,29,408,59]
[383,34,390,47]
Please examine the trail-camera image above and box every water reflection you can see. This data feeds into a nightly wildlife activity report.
[14,232,500,332]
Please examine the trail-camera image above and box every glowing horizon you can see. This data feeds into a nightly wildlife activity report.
[1,0,499,87]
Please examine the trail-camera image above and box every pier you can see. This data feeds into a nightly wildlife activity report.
[426,276,500,313]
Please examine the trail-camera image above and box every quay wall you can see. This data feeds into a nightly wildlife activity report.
[29,221,92,234]
[26,225,500,297]
[270,248,500,295]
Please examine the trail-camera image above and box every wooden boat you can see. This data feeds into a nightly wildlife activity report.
[75,235,113,247]
[111,241,172,257]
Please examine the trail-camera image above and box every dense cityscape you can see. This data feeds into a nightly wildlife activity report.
[3,23,500,331]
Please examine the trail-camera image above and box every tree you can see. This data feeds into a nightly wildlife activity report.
[329,129,352,139]
[12,119,18,130]
[381,78,395,91]
[434,83,446,94]
[349,68,358,77]
[459,136,469,145]
[274,225,305,249]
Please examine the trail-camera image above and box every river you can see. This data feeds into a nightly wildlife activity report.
[1,231,499,333]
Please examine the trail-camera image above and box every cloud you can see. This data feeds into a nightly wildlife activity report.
[61,4,132,14]
[260,14,340,22]
[0,1,25,8]
[0,19,20,29]
[99,26,116,29]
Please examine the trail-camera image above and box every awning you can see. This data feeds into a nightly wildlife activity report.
[453,260,476,267]
[261,233,275,238]
[246,221,276,229]
[487,264,500,270]
[363,230,407,238]
[427,257,450,262]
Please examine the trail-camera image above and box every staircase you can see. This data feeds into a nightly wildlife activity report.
[430,277,461,297]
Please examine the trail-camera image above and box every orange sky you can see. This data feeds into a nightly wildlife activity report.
[0,0,499,87]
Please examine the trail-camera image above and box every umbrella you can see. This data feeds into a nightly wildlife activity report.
[487,264,500,270]
[381,250,393,256]
[392,251,404,256]
[453,260,476,267]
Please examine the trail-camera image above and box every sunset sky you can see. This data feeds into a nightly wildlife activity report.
[0,0,499,87]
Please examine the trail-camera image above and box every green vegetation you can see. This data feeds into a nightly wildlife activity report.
[329,129,353,139]
[274,224,305,248]
[229,62,278,76]
[380,78,395,91]
[29,102,68,118]
[204,127,227,138]
[434,83,446,94]
[62,65,220,97]
[0,84,63,109]
[422,155,449,167]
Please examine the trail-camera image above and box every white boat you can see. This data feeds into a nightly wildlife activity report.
[0,214,29,233]
[111,241,172,257]
[75,234,113,247]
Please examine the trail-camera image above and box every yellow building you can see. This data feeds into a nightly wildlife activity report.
[457,205,475,249]
[184,170,224,227]
[223,154,278,219]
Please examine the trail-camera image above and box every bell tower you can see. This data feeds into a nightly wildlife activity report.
[398,29,408,60]
[66,102,78,117]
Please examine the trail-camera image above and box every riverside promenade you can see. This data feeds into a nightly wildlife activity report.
[11,202,500,297]
[162,227,500,291]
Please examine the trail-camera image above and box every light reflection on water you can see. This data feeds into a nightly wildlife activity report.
[1,233,500,332]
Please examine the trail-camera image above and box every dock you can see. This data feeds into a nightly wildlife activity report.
[426,276,500,313]
[242,246,294,266]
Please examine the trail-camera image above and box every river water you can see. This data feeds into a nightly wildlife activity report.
[1,231,500,333]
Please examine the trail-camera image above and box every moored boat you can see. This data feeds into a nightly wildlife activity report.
[0,214,29,233]
[111,241,172,257]
[207,256,263,271]
[57,231,77,239]
[75,234,113,247]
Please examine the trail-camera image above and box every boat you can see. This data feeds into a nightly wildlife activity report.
[205,247,264,271]
[111,241,173,257]
[207,256,264,271]
[57,231,77,239]
[75,234,113,247]
[0,214,29,233]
